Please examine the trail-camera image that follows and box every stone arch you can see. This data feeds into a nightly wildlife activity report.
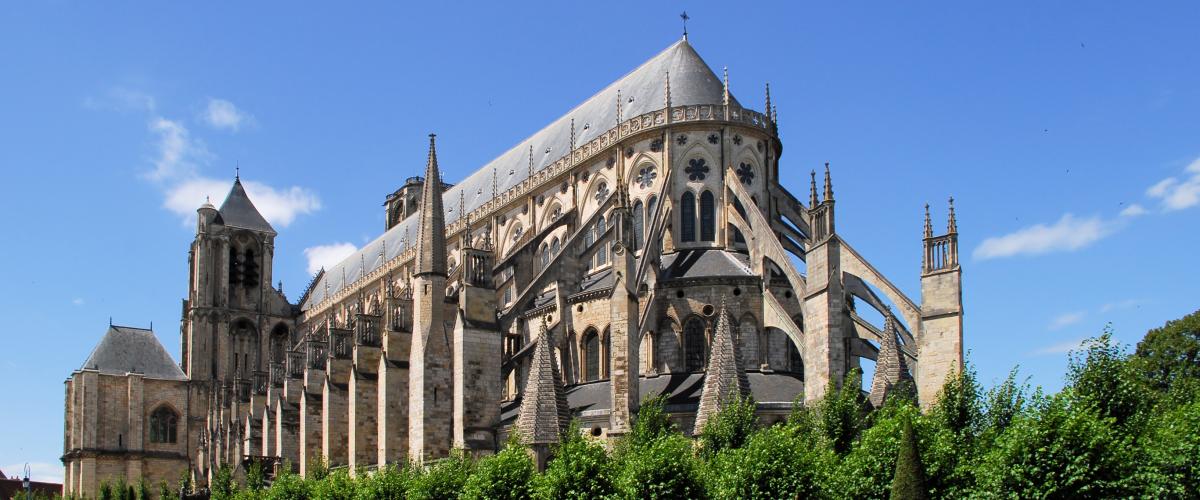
[683,315,707,372]
[699,190,716,241]
[268,323,289,363]
[738,312,760,369]
[580,173,613,220]
[148,403,180,444]
[581,327,601,382]
[656,316,681,373]
[679,190,697,242]
[628,155,660,192]
[229,318,259,378]
[500,220,525,257]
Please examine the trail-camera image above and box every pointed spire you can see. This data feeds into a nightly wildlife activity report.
[459,191,465,220]
[722,67,730,107]
[823,162,834,202]
[869,312,912,408]
[947,196,957,234]
[514,319,570,445]
[570,118,576,150]
[694,301,750,432]
[414,134,447,277]
[772,105,778,127]
[809,170,819,208]
[616,89,623,126]
[492,166,498,198]
[528,144,534,178]
[924,203,933,239]
[764,82,772,121]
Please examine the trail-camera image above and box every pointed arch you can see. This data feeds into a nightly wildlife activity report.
[683,316,707,372]
[583,328,601,382]
[149,404,179,443]
[699,190,716,241]
[632,199,645,252]
[680,191,696,242]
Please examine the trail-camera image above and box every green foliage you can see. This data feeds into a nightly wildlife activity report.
[354,464,415,500]
[536,422,614,500]
[890,416,928,500]
[211,464,237,500]
[930,363,982,438]
[829,403,915,499]
[1134,308,1200,392]
[1067,328,1146,428]
[698,393,758,458]
[264,462,310,500]
[98,480,114,500]
[975,393,1138,498]
[159,480,173,500]
[982,367,1028,437]
[307,455,329,482]
[1142,392,1200,496]
[703,424,833,499]
[819,368,868,455]
[310,468,356,500]
[407,451,473,500]
[613,433,704,499]
[463,440,535,500]
[178,469,192,496]
[628,394,676,446]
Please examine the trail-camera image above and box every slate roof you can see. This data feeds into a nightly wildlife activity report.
[79,326,187,380]
[661,249,753,279]
[303,38,737,310]
[219,178,276,235]
[693,304,751,431]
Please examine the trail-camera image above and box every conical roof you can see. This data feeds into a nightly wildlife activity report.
[303,38,738,309]
[515,323,571,445]
[414,135,447,276]
[218,178,276,235]
[869,314,912,407]
[80,325,187,380]
[694,303,750,432]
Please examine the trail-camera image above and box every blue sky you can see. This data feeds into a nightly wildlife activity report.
[2,1,1198,481]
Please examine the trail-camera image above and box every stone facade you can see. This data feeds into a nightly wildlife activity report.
[64,36,964,494]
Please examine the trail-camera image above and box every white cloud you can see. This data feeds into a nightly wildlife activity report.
[1099,298,1144,313]
[164,177,321,228]
[304,243,358,275]
[202,98,253,132]
[1119,203,1148,217]
[1049,311,1086,330]
[973,214,1113,260]
[2,462,64,483]
[72,297,85,306]
[1032,338,1087,356]
[84,87,157,113]
[1146,157,1200,211]
[145,117,210,182]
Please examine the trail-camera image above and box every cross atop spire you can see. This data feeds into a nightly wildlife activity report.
[414,133,447,277]
[680,11,690,40]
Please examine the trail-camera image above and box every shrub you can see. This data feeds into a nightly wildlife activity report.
[310,468,356,500]
[829,403,917,500]
[463,440,535,500]
[697,393,758,459]
[819,369,868,455]
[407,451,473,500]
[354,464,415,500]
[613,433,704,499]
[536,422,614,500]
[211,464,237,500]
[264,463,310,500]
[1067,329,1146,428]
[890,416,928,500]
[703,425,833,499]
[628,394,676,447]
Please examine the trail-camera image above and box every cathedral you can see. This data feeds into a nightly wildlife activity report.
[62,37,963,496]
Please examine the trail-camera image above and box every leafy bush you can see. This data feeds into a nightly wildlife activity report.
[354,464,415,500]
[890,416,928,500]
[613,433,704,499]
[407,451,473,500]
[819,369,868,455]
[703,424,833,499]
[310,468,357,500]
[536,422,614,500]
[463,440,535,500]
[627,394,676,447]
[1068,328,1147,428]
[697,393,758,458]
[264,463,310,500]
[211,464,237,500]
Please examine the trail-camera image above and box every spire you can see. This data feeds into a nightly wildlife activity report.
[823,162,834,202]
[869,313,912,408]
[218,175,275,234]
[722,67,730,107]
[773,105,778,127]
[947,196,957,234]
[924,203,933,239]
[528,144,534,178]
[616,89,623,126]
[809,170,819,208]
[414,134,447,277]
[570,118,576,150]
[693,301,750,433]
[514,320,570,445]
[764,82,772,122]
[492,166,498,198]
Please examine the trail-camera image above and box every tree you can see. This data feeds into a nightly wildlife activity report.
[211,464,237,500]
[1133,308,1200,392]
[463,439,535,500]
[820,369,868,455]
[890,416,928,500]
[1067,328,1146,428]
[698,393,758,458]
[703,425,833,499]
[613,433,704,499]
[407,450,473,500]
[536,422,614,500]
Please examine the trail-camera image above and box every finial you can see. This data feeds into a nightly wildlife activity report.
[924,203,932,238]
[764,82,772,121]
[809,170,819,208]
[570,118,576,150]
[491,166,498,197]
[722,67,730,107]
[772,105,778,126]
[616,89,623,125]
[235,162,240,181]
[664,71,672,111]
[459,191,465,220]
[109,316,112,326]
[528,144,534,177]
[680,11,689,40]
[947,196,957,233]
[823,162,834,201]
[278,280,283,292]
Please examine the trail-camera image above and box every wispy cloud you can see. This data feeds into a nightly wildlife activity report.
[84,87,157,113]
[145,117,211,182]
[163,177,320,228]
[1049,311,1086,330]
[973,214,1114,260]
[1099,298,1144,313]
[72,297,85,306]
[1146,157,1200,212]
[201,98,254,132]
[1032,338,1087,356]
[1119,203,1148,217]
[303,243,358,275]
[2,462,64,483]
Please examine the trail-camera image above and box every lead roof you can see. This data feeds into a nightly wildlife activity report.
[79,325,188,381]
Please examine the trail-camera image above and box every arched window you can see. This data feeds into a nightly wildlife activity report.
[149,406,178,444]
[700,190,716,241]
[270,324,288,363]
[594,216,608,267]
[788,340,804,377]
[583,330,601,382]
[684,318,706,372]
[551,237,561,257]
[540,245,550,270]
[680,192,696,242]
[632,200,645,252]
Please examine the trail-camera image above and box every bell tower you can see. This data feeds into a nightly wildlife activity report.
[917,199,964,407]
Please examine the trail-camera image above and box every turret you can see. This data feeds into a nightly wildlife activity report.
[917,197,964,408]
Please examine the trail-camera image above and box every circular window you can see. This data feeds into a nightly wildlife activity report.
[577,305,584,313]
[733,287,742,296]
[676,290,685,299]
[784,291,793,299]
[702,304,715,316]
[591,427,603,437]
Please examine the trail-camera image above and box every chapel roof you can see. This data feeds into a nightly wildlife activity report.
[218,178,276,235]
[303,38,736,310]
[79,325,188,381]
